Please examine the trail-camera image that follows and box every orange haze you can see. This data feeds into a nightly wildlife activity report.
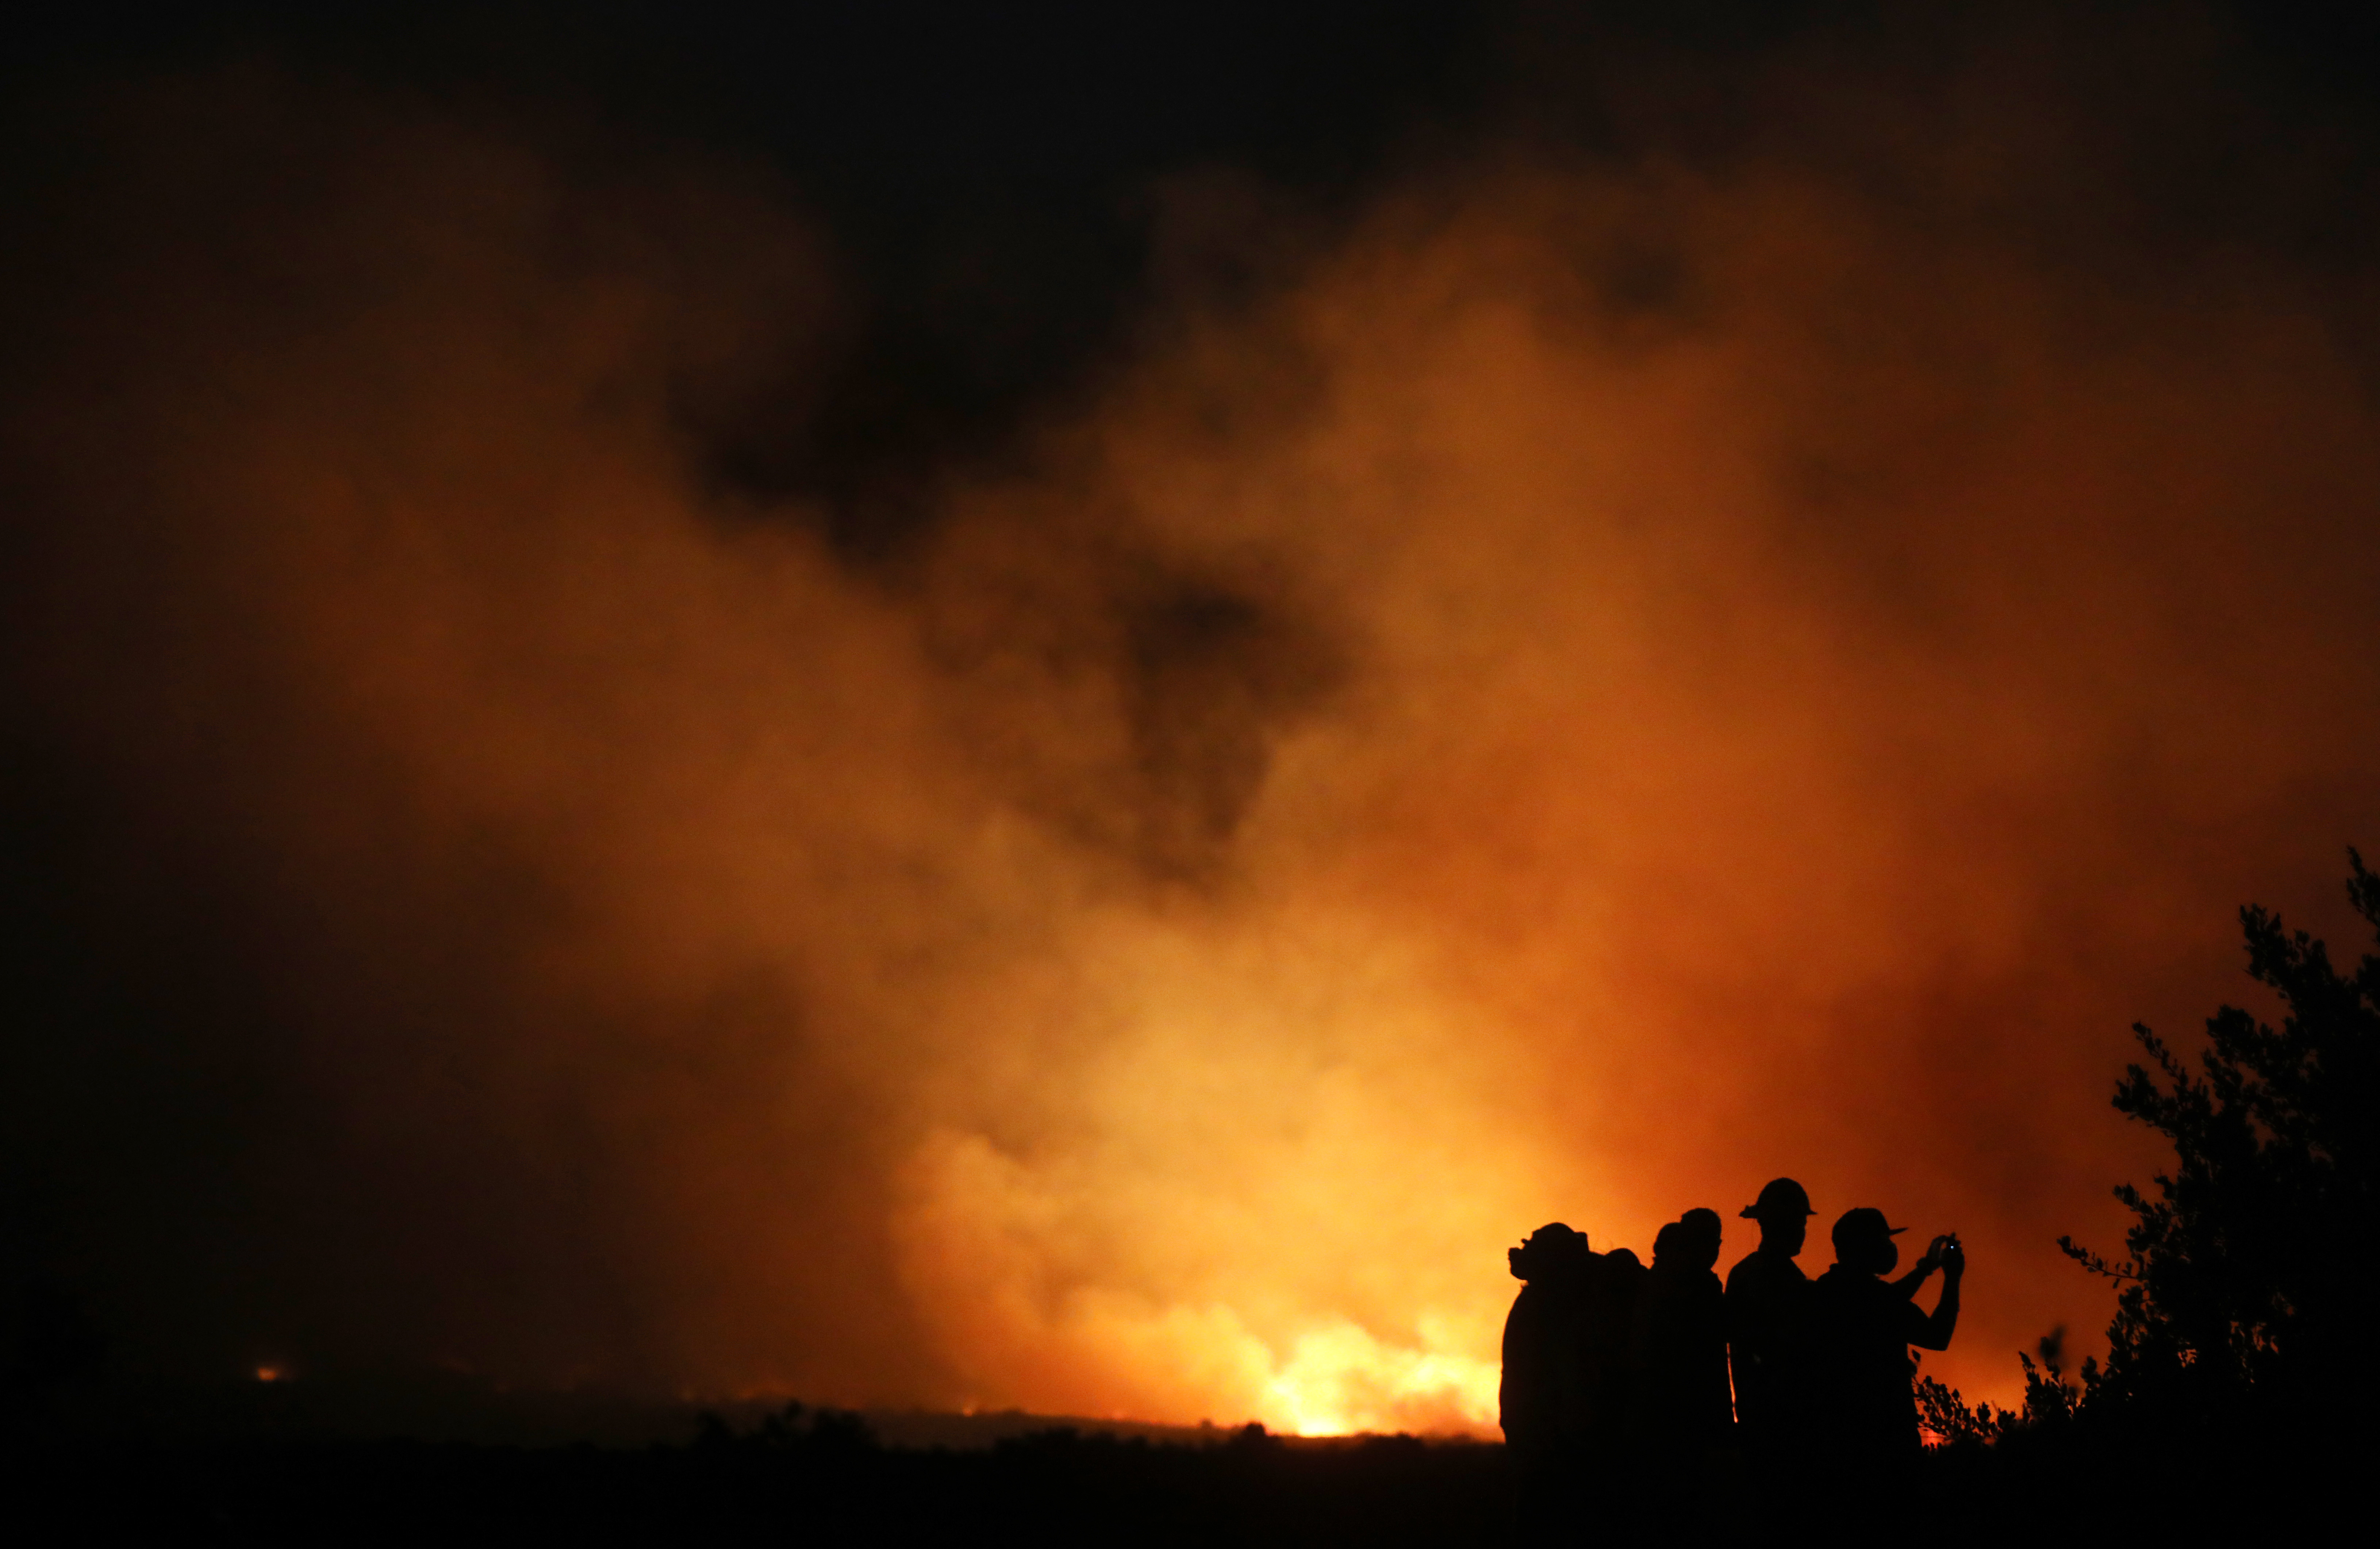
[4,41,2379,1433]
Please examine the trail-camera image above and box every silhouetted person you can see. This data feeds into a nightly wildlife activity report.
[1634,1209,1734,1450]
[1809,1208,1964,1461]
[1502,1222,1592,1527]
[1577,1239,1646,1467]
[1726,1177,1817,1455]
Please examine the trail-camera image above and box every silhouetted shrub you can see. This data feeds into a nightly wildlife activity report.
[1914,1330,2080,1449]
[2058,850,2378,1438]
[1913,850,2380,1541]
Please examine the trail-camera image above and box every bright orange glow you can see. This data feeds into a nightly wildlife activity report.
[255,1365,286,1383]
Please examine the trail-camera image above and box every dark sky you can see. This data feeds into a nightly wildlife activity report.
[14,1,2380,539]
[12,1,1508,547]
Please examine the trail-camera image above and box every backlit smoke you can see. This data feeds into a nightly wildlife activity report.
[4,32,2378,1432]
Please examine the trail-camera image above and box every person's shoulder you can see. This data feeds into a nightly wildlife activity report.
[1812,1264,1859,1297]
[1727,1251,1804,1291]
[1815,1266,1890,1306]
[1506,1280,1562,1330]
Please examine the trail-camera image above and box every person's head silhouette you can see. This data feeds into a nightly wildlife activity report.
[1739,1177,1815,1257]
[1830,1206,1907,1276]
[1678,1207,1723,1272]
[1509,1222,1591,1283]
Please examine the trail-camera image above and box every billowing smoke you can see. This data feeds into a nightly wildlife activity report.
[5,19,2379,1432]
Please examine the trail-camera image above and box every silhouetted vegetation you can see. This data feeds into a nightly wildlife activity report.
[1912,850,2380,1529]
[2078,854,2375,1425]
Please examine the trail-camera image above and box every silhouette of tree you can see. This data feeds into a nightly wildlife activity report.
[2058,849,2379,1433]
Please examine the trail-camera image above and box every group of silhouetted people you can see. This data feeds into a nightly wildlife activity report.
[1500,1177,1965,1527]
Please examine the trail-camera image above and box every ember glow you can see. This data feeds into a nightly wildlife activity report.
[4,24,2379,1437]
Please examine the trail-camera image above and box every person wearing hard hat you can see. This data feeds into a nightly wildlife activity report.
[1808,1207,1965,1459]
[1724,1176,1820,1454]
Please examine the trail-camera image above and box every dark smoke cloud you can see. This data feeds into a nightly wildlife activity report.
[5,9,2380,1428]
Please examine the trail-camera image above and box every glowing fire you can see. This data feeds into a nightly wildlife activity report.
[892,906,1556,1435]
[254,1364,287,1383]
[1261,1322,1500,1437]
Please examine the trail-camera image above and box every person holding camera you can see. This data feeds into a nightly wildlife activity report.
[1808,1208,1965,1458]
